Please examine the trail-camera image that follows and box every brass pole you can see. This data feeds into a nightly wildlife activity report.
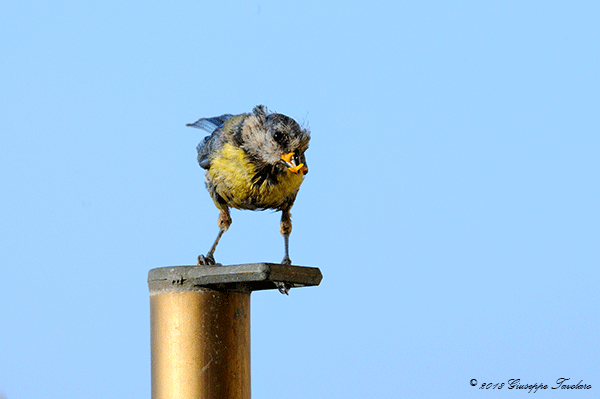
[150,288,250,399]
[148,263,322,399]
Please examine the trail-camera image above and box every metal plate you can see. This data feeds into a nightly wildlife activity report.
[148,263,323,293]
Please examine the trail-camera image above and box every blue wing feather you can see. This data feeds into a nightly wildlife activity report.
[186,114,233,133]
[188,114,234,170]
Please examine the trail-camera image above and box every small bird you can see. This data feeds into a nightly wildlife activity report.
[187,105,310,267]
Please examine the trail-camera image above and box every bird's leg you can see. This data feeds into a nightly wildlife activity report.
[280,208,292,265]
[198,229,224,265]
[283,235,290,264]
[198,207,231,266]
[277,209,293,294]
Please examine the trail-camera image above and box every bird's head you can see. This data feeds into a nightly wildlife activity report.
[239,105,310,175]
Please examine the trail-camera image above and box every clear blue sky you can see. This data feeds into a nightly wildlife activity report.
[1,1,598,398]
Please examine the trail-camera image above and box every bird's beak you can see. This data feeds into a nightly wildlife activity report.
[281,152,308,174]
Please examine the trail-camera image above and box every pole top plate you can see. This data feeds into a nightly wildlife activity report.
[148,263,322,293]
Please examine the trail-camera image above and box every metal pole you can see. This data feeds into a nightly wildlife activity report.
[150,288,250,399]
[148,263,322,399]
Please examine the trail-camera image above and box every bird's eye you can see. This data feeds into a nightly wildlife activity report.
[273,131,284,143]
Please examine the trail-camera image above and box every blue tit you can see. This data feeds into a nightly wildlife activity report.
[187,105,310,267]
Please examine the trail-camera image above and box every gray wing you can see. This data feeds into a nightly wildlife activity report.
[187,114,233,170]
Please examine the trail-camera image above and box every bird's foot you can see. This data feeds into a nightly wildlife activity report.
[275,282,292,295]
[281,256,292,266]
[197,254,216,265]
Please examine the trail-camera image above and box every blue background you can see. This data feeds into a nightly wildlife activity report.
[1,1,598,398]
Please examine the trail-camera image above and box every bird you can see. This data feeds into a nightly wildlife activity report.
[187,105,310,268]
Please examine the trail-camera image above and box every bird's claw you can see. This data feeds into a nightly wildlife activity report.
[197,254,216,265]
[276,282,292,295]
[281,257,292,266]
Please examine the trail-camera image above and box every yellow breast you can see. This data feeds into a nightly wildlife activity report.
[206,143,305,210]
